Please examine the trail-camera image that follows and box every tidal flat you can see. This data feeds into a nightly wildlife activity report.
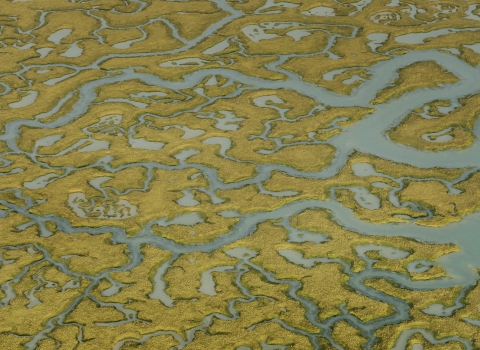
[0,0,480,349]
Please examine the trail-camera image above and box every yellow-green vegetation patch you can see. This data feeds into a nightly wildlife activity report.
[371,61,460,105]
